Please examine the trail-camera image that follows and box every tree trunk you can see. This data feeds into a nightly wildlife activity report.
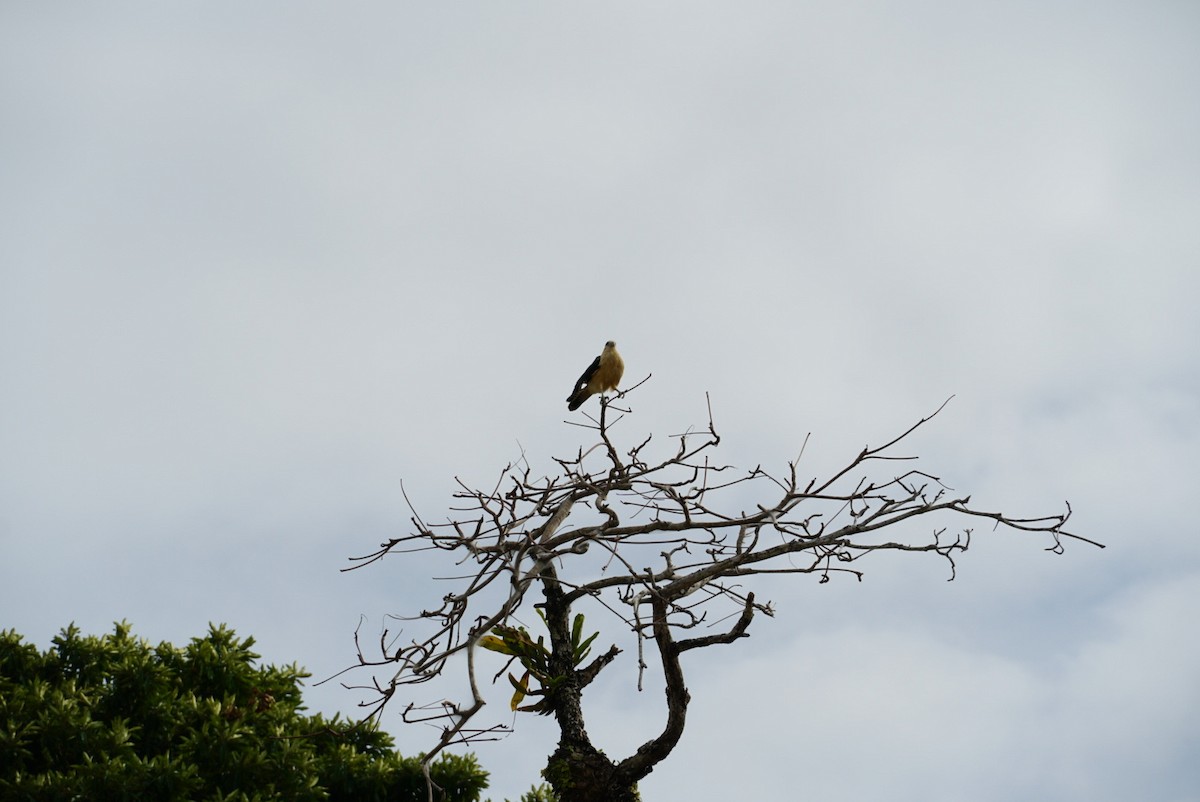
[540,572,641,802]
[545,743,639,802]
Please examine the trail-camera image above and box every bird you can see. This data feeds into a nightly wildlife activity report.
[566,341,624,411]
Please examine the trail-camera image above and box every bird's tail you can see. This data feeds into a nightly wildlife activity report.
[566,390,590,411]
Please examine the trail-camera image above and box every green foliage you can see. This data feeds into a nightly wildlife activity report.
[478,614,597,715]
[0,622,489,802]
[506,783,558,802]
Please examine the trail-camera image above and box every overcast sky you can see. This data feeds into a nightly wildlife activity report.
[2,3,1198,800]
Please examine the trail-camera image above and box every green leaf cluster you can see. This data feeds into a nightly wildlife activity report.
[509,783,557,802]
[0,622,489,802]
[478,615,597,715]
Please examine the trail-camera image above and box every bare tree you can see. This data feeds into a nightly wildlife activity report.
[339,387,1102,802]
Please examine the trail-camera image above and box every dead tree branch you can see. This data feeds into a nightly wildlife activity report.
[340,390,1101,801]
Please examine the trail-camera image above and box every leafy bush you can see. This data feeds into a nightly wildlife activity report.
[0,622,489,801]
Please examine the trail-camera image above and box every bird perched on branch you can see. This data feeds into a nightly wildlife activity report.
[566,341,624,411]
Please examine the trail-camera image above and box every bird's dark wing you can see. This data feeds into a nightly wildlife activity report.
[569,355,601,398]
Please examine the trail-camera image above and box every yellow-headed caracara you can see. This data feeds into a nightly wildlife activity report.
[566,341,624,411]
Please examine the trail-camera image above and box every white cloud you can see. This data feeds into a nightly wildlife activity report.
[633,572,1200,801]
